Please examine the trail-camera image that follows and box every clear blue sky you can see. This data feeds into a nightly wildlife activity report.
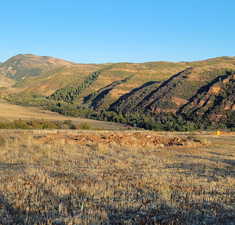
[0,0,234,63]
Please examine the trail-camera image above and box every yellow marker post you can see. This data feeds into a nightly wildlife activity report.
[216,130,221,136]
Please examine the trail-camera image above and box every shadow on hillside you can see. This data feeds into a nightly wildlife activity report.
[108,80,159,111]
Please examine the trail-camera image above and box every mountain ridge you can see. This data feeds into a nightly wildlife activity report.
[1,53,235,129]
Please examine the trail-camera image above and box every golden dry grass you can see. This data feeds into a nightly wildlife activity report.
[0,130,234,224]
[0,101,127,130]
[0,74,15,88]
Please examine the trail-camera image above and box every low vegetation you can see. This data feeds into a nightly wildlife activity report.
[49,71,101,103]
[0,119,78,130]
[2,54,235,131]
[6,93,235,132]
[0,100,129,131]
[0,131,234,224]
[0,55,235,225]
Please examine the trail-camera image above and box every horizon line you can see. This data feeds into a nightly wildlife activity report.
[1,53,235,65]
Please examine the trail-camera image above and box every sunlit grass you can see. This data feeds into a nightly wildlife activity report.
[0,131,234,224]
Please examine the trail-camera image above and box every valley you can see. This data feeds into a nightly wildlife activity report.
[1,54,235,130]
[0,54,235,224]
[0,100,128,130]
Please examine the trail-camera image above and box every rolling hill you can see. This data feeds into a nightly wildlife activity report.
[1,54,235,129]
[0,54,103,96]
[0,73,15,88]
[0,54,74,79]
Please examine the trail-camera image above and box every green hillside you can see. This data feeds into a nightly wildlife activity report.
[1,54,235,130]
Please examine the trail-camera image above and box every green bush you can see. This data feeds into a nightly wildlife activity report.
[0,119,78,130]
[49,71,101,103]
[0,135,6,146]
[79,123,91,130]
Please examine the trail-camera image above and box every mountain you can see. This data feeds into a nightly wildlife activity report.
[49,57,235,114]
[48,61,188,108]
[0,54,102,96]
[0,54,74,80]
[0,73,15,88]
[110,66,235,114]
[1,54,235,129]
[178,71,235,123]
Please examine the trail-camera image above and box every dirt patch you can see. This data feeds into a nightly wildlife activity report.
[28,131,204,148]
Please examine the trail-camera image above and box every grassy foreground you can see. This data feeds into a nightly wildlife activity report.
[0,130,234,225]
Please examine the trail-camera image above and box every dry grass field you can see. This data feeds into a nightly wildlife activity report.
[0,130,234,225]
[0,101,127,130]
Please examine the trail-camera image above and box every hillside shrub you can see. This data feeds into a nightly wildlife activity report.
[0,135,5,146]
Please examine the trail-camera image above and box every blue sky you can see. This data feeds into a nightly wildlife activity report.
[0,0,234,63]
